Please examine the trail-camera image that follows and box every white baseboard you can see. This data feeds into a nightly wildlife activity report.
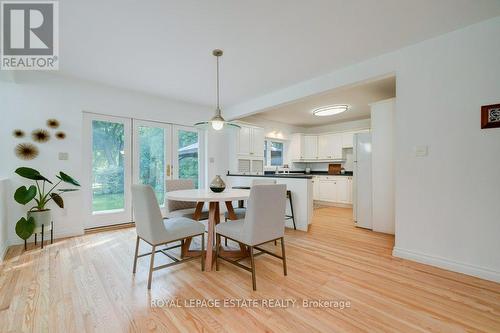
[393,247,500,283]
[0,241,8,261]
[8,227,84,246]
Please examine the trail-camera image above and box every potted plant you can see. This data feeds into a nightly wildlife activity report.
[13,167,80,242]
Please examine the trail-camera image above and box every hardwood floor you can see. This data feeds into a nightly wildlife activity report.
[1,207,499,332]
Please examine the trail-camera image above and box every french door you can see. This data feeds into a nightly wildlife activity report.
[132,120,172,216]
[84,114,133,228]
[84,114,202,228]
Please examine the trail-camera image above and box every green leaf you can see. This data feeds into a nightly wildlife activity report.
[57,172,80,186]
[14,185,37,205]
[58,188,79,192]
[15,167,52,184]
[50,193,64,208]
[15,217,35,240]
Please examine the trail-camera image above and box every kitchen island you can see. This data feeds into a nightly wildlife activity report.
[226,173,313,231]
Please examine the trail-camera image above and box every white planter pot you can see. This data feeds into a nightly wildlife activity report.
[27,209,52,232]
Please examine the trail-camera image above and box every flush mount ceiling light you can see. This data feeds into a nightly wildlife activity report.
[312,104,350,117]
[195,49,240,131]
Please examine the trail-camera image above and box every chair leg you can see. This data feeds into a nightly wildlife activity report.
[223,217,228,246]
[147,245,156,289]
[249,246,256,291]
[281,237,287,276]
[133,236,140,273]
[289,193,296,230]
[201,233,205,271]
[215,234,221,271]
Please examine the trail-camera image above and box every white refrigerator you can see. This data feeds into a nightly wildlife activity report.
[353,132,372,229]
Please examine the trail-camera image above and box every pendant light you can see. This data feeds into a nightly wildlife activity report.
[195,49,240,130]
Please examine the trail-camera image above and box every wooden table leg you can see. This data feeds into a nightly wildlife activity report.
[225,201,238,220]
[182,201,205,258]
[204,202,217,271]
[193,202,204,221]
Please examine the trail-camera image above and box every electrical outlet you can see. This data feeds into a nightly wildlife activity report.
[58,152,69,160]
[415,146,428,157]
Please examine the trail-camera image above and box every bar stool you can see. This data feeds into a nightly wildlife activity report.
[285,190,296,230]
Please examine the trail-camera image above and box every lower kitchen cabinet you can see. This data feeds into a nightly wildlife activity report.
[312,177,320,200]
[315,176,352,204]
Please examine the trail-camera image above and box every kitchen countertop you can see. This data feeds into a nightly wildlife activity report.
[227,173,313,179]
[227,171,353,179]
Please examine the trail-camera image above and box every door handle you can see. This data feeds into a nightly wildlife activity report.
[166,164,171,177]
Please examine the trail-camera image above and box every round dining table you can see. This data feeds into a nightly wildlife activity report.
[165,188,250,271]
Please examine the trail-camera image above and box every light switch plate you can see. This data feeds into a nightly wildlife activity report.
[58,152,69,160]
[415,146,428,157]
[209,157,215,163]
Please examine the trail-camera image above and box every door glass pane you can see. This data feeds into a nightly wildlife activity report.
[138,126,165,205]
[178,130,199,188]
[270,141,283,166]
[92,120,125,212]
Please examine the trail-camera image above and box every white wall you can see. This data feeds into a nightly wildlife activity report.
[0,72,211,246]
[238,115,305,141]
[0,179,9,259]
[226,17,500,282]
[301,118,371,135]
[371,99,395,234]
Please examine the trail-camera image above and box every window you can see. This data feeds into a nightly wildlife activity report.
[264,140,284,166]
[92,120,125,212]
[137,126,165,205]
[177,129,199,188]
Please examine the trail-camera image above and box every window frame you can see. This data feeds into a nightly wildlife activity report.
[264,139,286,167]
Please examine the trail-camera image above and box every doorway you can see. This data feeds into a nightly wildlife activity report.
[83,113,203,229]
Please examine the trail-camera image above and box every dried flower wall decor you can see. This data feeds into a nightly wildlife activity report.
[46,119,60,129]
[15,143,39,160]
[55,131,66,140]
[31,129,51,143]
[13,129,25,138]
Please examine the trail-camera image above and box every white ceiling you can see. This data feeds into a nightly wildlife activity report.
[239,76,396,127]
[59,1,500,107]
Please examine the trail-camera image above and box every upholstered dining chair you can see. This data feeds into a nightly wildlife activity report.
[165,179,209,220]
[215,184,287,291]
[132,184,205,289]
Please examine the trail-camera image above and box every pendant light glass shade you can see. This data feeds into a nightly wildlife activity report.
[194,49,240,131]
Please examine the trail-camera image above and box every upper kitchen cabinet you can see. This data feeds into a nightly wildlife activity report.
[301,135,318,159]
[251,127,265,157]
[238,126,252,155]
[318,134,342,159]
[341,132,354,148]
[237,125,264,158]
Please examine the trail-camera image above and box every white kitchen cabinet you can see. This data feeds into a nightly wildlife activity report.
[336,178,349,204]
[315,176,353,204]
[302,135,318,159]
[251,127,265,157]
[312,176,320,200]
[238,126,252,155]
[237,125,265,157]
[318,134,342,159]
[319,179,337,202]
[289,133,303,161]
[342,132,354,148]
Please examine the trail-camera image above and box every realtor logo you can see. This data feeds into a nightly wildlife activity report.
[1,1,59,70]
